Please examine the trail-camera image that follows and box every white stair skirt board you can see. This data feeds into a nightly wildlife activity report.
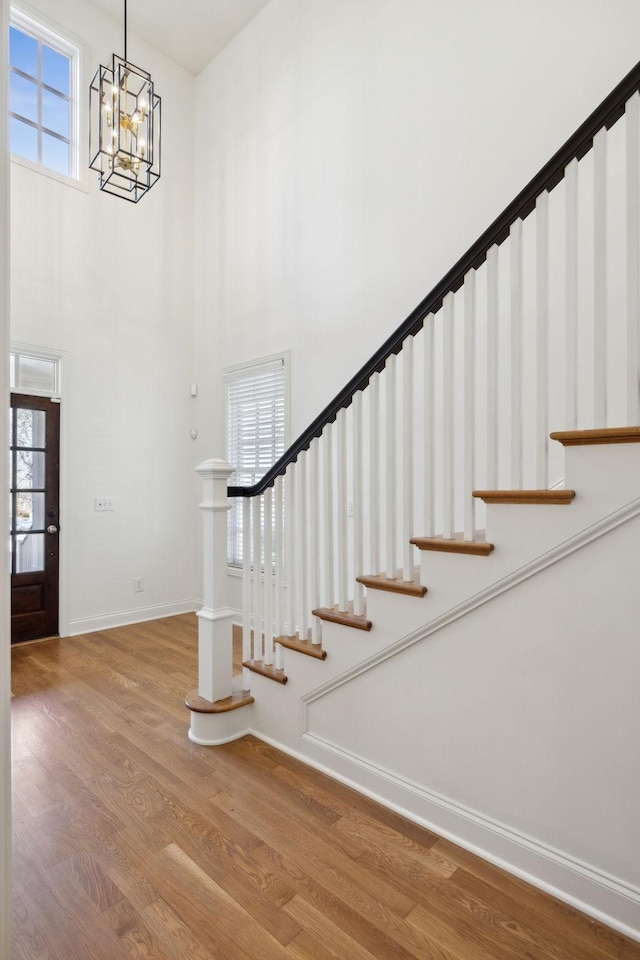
[290,732,640,943]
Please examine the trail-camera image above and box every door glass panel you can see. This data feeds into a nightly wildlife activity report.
[16,408,46,448]
[16,450,46,489]
[15,492,44,531]
[15,533,44,572]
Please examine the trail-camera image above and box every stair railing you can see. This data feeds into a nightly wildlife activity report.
[196,62,640,702]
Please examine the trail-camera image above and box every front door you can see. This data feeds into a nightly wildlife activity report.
[10,393,60,643]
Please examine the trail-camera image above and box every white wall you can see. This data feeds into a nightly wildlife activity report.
[1,0,12,949]
[193,0,640,460]
[10,0,199,632]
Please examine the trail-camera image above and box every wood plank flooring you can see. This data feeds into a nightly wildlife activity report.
[11,614,640,959]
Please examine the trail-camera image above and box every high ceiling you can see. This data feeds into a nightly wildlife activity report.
[87,0,272,75]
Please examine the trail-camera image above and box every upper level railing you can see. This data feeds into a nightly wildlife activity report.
[228,58,640,499]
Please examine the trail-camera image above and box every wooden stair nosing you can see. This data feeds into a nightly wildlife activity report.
[355,573,427,598]
[185,689,254,714]
[311,606,372,631]
[242,660,288,684]
[472,489,576,505]
[410,536,494,557]
[275,634,327,660]
[550,426,640,446]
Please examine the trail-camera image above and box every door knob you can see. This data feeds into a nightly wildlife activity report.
[46,524,58,534]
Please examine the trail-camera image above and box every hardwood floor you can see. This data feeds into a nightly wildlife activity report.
[11,614,640,959]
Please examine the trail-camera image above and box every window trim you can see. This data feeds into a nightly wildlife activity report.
[9,3,87,190]
[225,350,290,569]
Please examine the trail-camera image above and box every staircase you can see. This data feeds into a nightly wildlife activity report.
[185,62,640,943]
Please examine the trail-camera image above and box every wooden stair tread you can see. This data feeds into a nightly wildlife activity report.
[243,660,288,684]
[410,536,494,556]
[276,634,327,660]
[312,605,372,631]
[472,489,575,505]
[356,572,427,597]
[185,689,254,713]
[550,426,640,446]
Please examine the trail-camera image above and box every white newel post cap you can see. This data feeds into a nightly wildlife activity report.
[196,458,234,482]
[196,459,235,512]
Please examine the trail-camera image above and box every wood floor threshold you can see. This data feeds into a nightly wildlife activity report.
[472,489,576,505]
[356,572,428,597]
[276,634,327,659]
[410,536,495,556]
[184,688,254,713]
[550,426,640,445]
[242,659,288,684]
[311,605,372,631]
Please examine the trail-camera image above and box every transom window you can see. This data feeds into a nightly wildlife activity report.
[9,9,79,180]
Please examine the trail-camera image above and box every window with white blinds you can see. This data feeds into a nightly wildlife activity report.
[226,354,288,566]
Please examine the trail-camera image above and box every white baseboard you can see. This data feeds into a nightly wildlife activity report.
[248,728,640,943]
[67,599,199,636]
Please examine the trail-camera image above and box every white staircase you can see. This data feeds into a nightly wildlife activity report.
[186,60,640,943]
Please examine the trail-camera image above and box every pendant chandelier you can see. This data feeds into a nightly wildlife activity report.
[89,0,161,202]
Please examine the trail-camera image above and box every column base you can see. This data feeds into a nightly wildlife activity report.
[185,688,254,746]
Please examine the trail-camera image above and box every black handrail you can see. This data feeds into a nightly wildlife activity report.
[229,58,640,498]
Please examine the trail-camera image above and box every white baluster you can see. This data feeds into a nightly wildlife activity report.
[463,271,476,540]
[510,220,523,488]
[298,451,309,641]
[252,494,262,663]
[323,423,334,607]
[336,409,348,608]
[627,92,640,424]
[286,464,297,635]
[274,475,285,668]
[402,337,415,580]
[536,191,550,488]
[385,353,397,578]
[486,245,499,489]
[593,127,607,427]
[442,293,455,539]
[565,158,579,429]
[242,496,251,689]
[369,373,380,573]
[423,316,435,536]
[263,487,273,666]
[310,440,322,643]
[352,391,364,615]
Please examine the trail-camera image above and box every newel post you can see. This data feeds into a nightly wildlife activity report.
[195,458,235,703]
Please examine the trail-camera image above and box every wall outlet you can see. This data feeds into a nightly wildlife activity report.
[95,497,115,511]
[347,500,354,517]
[133,577,144,592]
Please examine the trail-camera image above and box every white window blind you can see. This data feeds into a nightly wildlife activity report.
[226,355,287,566]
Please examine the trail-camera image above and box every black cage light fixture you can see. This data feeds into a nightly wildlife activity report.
[89,0,161,202]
